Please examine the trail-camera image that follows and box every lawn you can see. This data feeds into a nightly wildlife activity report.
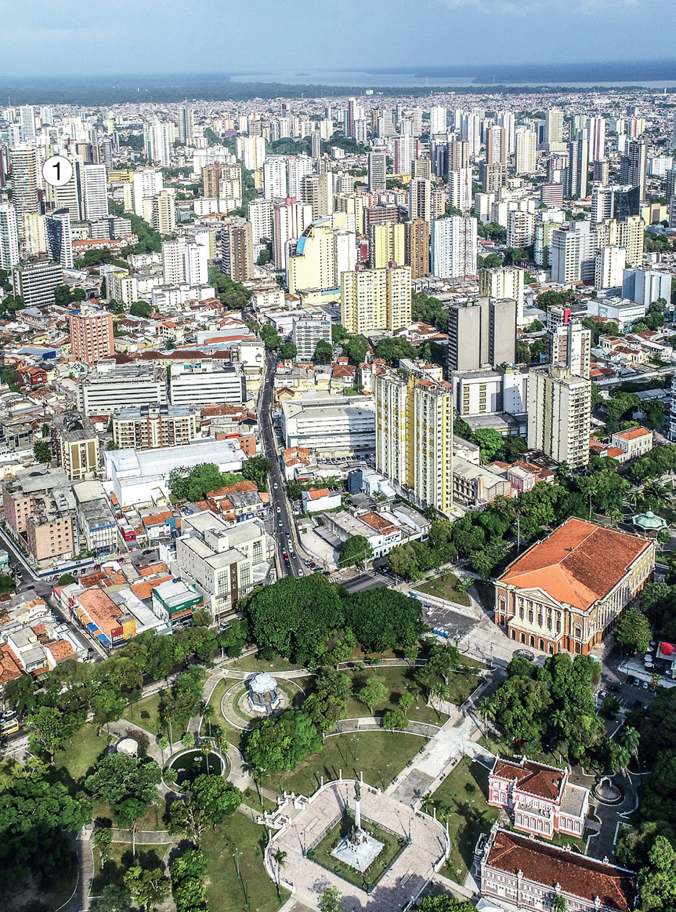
[208,678,246,750]
[429,756,499,884]
[201,812,289,912]
[416,572,471,607]
[92,841,167,895]
[271,731,426,796]
[52,723,111,790]
[129,691,187,741]
[343,665,451,724]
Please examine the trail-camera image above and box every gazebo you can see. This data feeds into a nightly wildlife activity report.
[632,510,668,536]
[248,673,280,715]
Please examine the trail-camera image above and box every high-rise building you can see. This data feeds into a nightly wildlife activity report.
[221,223,254,283]
[237,135,266,172]
[496,111,516,155]
[448,168,473,211]
[593,160,609,186]
[596,215,644,267]
[622,268,672,307]
[486,126,506,165]
[375,368,453,514]
[263,156,287,200]
[132,168,163,217]
[69,305,114,365]
[19,105,36,140]
[368,152,387,192]
[482,162,505,195]
[272,199,313,270]
[507,210,535,248]
[394,135,416,175]
[447,296,517,374]
[46,208,74,269]
[623,139,647,202]
[302,172,333,219]
[202,163,222,199]
[287,221,356,295]
[461,111,481,155]
[431,216,477,278]
[478,267,525,322]
[341,265,411,334]
[12,257,63,307]
[528,365,591,469]
[82,164,108,220]
[566,132,589,199]
[405,219,430,278]
[145,190,175,234]
[429,106,447,136]
[10,145,40,241]
[448,140,470,171]
[287,156,313,200]
[594,245,626,290]
[22,214,47,256]
[547,315,592,379]
[179,106,193,145]
[588,116,606,162]
[248,198,273,244]
[145,121,174,167]
[0,203,20,270]
[370,222,405,269]
[184,240,208,286]
[409,178,432,224]
[550,222,599,283]
[293,317,332,361]
[515,129,537,175]
[545,108,564,145]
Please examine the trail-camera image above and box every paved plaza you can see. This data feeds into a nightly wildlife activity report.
[268,780,448,912]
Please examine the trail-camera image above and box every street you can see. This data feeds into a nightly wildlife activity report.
[259,349,305,579]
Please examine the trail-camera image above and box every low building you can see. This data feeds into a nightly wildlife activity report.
[302,487,342,514]
[52,411,100,481]
[73,480,119,556]
[488,757,589,840]
[480,827,636,912]
[453,456,512,506]
[200,480,269,524]
[610,427,653,464]
[78,362,168,416]
[151,579,203,630]
[495,517,655,656]
[169,361,246,408]
[112,403,198,450]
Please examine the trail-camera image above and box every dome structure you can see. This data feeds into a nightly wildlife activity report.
[632,511,668,534]
[248,673,280,714]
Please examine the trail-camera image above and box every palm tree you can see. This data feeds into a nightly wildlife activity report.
[478,696,499,737]
[272,848,287,896]
[202,702,215,740]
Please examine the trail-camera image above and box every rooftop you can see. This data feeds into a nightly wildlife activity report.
[498,518,652,611]
[492,758,565,801]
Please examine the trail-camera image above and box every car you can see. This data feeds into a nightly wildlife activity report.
[297,568,304,576]
[278,520,283,528]
[276,507,281,513]
[274,483,278,489]
[598,690,607,700]
[633,678,641,687]
[285,530,291,538]
[642,681,649,689]
[609,684,621,693]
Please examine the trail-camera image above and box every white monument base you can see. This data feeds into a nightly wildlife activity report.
[330,832,384,873]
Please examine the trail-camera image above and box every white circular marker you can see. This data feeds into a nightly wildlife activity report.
[43,155,73,188]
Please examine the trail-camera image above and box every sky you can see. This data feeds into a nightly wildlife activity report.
[1,0,675,77]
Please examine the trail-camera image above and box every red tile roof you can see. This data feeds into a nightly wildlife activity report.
[492,759,564,800]
[616,427,650,440]
[498,518,652,611]
[486,829,636,912]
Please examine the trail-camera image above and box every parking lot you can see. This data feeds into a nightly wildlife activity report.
[420,601,480,645]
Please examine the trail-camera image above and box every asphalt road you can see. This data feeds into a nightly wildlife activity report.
[260,350,305,579]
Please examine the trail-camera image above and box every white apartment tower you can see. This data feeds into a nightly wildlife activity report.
[528,365,591,469]
[263,157,287,200]
[431,216,477,278]
[272,199,313,270]
[595,245,626,290]
[0,203,20,270]
[515,129,537,175]
[82,164,108,220]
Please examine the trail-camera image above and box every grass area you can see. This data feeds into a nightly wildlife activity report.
[201,812,289,912]
[271,731,426,796]
[242,786,277,815]
[230,653,306,673]
[92,797,166,832]
[429,757,499,885]
[343,665,451,724]
[310,810,404,890]
[416,572,471,607]
[52,723,111,790]
[93,842,167,894]
[208,678,246,749]
[130,691,187,741]
[551,829,588,853]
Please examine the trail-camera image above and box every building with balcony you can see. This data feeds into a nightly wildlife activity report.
[112,403,198,450]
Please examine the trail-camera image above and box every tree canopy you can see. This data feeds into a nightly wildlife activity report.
[85,752,162,826]
[243,709,322,773]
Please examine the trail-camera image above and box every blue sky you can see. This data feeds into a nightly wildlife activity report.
[1,0,674,76]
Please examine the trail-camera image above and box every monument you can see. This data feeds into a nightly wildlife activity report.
[330,782,385,873]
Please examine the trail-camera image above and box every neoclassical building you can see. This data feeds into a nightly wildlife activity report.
[488,757,589,840]
[480,827,636,912]
[494,518,655,655]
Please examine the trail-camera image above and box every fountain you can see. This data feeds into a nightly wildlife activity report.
[330,782,385,873]
[592,776,623,805]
